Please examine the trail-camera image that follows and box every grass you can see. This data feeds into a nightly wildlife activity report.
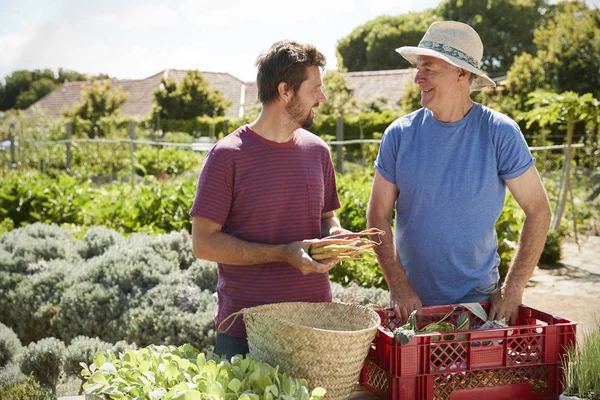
[564,317,600,400]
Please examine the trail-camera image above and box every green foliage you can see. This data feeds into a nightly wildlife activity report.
[337,11,440,72]
[564,317,600,399]
[14,78,57,110]
[0,323,23,368]
[400,74,422,114]
[0,374,54,400]
[64,80,129,138]
[533,2,600,98]
[134,146,202,178]
[157,115,243,138]
[161,131,195,144]
[78,226,124,260]
[153,70,231,120]
[64,336,136,394]
[18,337,67,394]
[495,194,525,280]
[320,70,359,117]
[82,344,326,400]
[540,230,563,266]
[438,0,548,76]
[521,91,600,130]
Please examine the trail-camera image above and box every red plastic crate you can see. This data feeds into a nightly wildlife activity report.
[359,303,576,399]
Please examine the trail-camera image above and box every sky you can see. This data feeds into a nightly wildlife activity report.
[1,0,599,84]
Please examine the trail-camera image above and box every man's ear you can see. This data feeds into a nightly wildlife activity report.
[278,82,292,103]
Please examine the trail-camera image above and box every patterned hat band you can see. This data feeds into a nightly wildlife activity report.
[418,40,480,69]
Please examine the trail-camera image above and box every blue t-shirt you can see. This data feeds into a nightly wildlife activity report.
[374,103,534,305]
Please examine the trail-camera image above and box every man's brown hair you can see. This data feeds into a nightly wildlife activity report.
[255,40,326,105]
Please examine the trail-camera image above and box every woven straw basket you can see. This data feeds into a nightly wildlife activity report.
[243,302,380,400]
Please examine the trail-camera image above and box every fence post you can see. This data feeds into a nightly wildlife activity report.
[129,120,136,153]
[66,121,73,170]
[223,120,229,138]
[129,120,136,184]
[336,116,344,173]
[9,131,16,167]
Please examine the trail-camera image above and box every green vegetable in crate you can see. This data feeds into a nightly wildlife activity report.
[392,308,471,344]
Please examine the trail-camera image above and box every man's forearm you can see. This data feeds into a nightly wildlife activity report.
[193,230,288,266]
[503,210,552,295]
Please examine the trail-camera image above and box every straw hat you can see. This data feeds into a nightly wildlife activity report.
[396,21,496,91]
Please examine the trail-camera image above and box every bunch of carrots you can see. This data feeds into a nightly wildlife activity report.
[309,228,385,261]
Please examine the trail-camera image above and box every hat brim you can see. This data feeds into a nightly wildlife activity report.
[396,46,496,91]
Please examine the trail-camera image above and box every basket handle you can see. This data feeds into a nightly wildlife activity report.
[217,310,245,333]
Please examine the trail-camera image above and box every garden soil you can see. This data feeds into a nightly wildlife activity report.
[522,235,600,343]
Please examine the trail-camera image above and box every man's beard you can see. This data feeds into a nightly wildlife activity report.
[287,95,315,129]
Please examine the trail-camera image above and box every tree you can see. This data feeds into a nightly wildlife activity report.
[337,11,440,72]
[0,68,110,111]
[64,80,129,138]
[438,0,548,76]
[14,78,57,109]
[521,91,600,231]
[532,1,600,98]
[319,70,358,118]
[153,70,231,121]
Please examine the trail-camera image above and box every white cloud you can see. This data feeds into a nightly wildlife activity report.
[96,5,179,31]
[0,33,29,72]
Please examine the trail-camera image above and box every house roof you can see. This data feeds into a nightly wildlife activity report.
[343,69,413,106]
[29,68,414,120]
[29,69,260,120]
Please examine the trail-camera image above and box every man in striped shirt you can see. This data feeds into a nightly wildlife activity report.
[190,40,348,359]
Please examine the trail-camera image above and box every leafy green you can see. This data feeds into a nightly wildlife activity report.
[82,344,326,400]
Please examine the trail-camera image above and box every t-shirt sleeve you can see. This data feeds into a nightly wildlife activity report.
[189,150,233,225]
[323,148,341,213]
[374,123,400,184]
[495,119,535,180]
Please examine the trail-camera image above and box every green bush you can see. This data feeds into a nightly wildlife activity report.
[18,337,66,394]
[78,226,123,260]
[161,131,195,144]
[0,374,54,400]
[0,323,23,368]
[134,146,202,178]
[0,362,26,386]
[539,230,563,266]
[64,336,136,394]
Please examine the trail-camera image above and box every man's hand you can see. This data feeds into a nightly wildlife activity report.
[283,240,339,275]
[488,287,522,325]
[389,282,422,324]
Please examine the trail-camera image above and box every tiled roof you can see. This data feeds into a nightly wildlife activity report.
[342,69,414,106]
[29,69,261,119]
[29,68,413,119]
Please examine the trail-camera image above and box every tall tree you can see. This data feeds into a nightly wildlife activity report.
[153,70,231,120]
[532,1,600,98]
[337,11,440,72]
[438,0,548,76]
[0,68,111,111]
[64,80,128,138]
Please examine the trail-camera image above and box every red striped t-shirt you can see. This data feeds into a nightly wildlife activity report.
[190,125,341,337]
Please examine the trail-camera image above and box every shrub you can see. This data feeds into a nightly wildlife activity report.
[10,262,76,343]
[134,146,202,178]
[64,336,114,394]
[331,282,390,307]
[78,226,123,259]
[18,337,66,394]
[185,259,218,291]
[0,362,26,386]
[539,230,563,266]
[0,374,54,400]
[126,283,216,352]
[0,222,81,274]
[0,323,23,368]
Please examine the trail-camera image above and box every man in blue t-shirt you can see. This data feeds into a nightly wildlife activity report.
[367,21,551,325]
